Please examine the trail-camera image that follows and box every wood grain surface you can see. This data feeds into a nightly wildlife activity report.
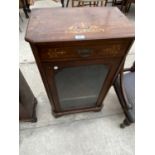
[25,7,134,43]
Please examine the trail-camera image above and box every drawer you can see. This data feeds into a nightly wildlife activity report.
[38,41,129,61]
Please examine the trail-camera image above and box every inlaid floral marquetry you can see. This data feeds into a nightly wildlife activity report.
[66,22,105,34]
[47,48,67,58]
[98,44,123,57]
[39,43,125,61]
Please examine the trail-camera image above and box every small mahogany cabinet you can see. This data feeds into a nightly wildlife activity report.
[25,7,134,117]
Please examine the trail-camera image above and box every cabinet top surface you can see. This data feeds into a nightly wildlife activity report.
[25,7,134,43]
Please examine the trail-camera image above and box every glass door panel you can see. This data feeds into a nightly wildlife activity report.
[54,64,109,111]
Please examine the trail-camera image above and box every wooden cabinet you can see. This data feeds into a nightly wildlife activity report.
[19,70,37,122]
[25,7,134,117]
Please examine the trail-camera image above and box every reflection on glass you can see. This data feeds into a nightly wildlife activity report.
[55,64,108,110]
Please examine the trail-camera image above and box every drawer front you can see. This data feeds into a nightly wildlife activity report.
[38,40,130,61]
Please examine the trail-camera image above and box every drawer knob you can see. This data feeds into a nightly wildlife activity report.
[53,66,59,70]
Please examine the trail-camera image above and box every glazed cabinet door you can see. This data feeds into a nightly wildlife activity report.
[43,59,120,115]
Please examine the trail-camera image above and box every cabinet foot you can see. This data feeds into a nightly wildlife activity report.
[93,104,103,112]
[120,118,131,128]
[52,110,61,118]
